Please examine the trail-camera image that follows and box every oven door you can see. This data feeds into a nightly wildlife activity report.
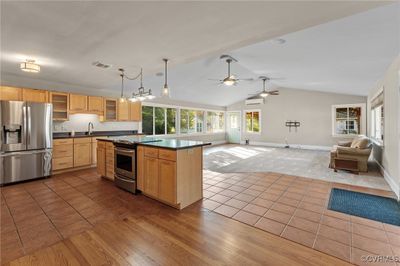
[114,147,135,179]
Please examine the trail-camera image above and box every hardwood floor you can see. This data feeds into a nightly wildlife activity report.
[1,168,350,265]
[4,203,349,266]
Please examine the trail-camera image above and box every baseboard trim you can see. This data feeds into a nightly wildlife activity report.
[374,159,400,200]
[239,141,331,151]
[210,140,227,146]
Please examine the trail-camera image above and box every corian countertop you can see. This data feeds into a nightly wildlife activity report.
[96,135,210,150]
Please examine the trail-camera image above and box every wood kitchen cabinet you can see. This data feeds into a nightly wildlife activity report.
[22,88,48,103]
[105,142,115,180]
[88,96,104,114]
[130,102,142,121]
[69,94,88,112]
[117,101,130,121]
[73,138,91,167]
[140,146,202,209]
[144,157,159,198]
[96,141,106,176]
[0,86,22,101]
[103,98,118,121]
[52,138,73,171]
[136,146,144,191]
[50,92,69,121]
[158,159,177,204]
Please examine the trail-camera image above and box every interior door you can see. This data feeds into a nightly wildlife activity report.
[227,111,241,144]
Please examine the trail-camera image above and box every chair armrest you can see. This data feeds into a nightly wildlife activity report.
[336,146,371,156]
[337,141,352,147]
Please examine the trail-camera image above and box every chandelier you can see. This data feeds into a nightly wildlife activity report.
[119,68,155,103]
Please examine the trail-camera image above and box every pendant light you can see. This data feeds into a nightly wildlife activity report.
[119,68,127,102]
[161,58,170,98]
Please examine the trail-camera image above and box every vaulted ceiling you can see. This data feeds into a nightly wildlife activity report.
[1,1,397,106]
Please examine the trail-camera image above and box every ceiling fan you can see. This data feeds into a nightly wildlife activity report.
[249,76,280,98]
[208,55,253,86]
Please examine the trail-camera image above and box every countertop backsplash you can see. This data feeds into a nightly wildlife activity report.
[53,114,141,133]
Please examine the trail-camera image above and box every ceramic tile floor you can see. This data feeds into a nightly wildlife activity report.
[0,168,169,264]
[202,170,400,265]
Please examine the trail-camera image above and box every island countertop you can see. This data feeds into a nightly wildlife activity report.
[96,135,210,150]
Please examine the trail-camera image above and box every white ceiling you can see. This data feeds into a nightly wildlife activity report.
[1,1,397,107]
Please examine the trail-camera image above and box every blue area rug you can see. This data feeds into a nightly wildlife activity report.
[328,188,400,226]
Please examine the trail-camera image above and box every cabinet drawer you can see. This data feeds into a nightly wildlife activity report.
[54,138,73,146]
[144,147,158,158]
[53,145,73,158]
[158,148,176,161]
[74,137,91,144]
[53,157,73,170]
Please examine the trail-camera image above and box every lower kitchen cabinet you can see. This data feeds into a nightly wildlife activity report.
[96,141,106,176]
[105,142,115,180]
[73,142,91,167]
[144,157,159,198]
[136,146,144,191]
[158,159,177,204]
[140,146,202,209]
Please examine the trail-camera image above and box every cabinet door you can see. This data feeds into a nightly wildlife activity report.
[88,96,104,113]
[158,159,177,204]
[136,146,144,191]
[73,143,91,167]
[22,88,48,102]
[97,147,106,176]
[91,141,97,164]
[144,157,159,198]
[118,101,129,121]
[0,86,22,101]
[129,102,142,121]
[104,98,117,121]
[69,94,87,112]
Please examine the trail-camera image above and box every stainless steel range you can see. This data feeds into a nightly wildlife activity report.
[0,101,52,185]
[112,137,160,194]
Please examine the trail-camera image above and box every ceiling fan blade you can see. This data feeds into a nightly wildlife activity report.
[208,79,223,81]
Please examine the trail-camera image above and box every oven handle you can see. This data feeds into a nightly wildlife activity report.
[115,147,135,156]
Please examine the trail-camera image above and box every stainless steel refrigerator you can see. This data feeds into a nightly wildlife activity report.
[0,101,52,185]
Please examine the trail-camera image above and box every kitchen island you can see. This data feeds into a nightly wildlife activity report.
[96,136,210,209]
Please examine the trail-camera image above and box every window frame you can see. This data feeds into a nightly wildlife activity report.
[244,109,261,134]
[370,88,384,146]
[331,103,366,137]
[141,102,225,137]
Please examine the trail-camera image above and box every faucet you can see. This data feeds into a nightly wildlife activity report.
[88,122,94,135]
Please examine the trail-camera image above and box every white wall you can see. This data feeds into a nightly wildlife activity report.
[367,56,400,199]
[227,87,367,148]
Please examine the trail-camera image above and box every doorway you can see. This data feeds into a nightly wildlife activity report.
[227,111,241,144]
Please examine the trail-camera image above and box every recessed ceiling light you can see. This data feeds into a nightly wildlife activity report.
[273,38,286,45]
[20,59,40,73]
[155,72,163,77]
[92,61,112,69]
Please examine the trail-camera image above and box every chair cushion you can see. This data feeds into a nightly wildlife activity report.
[350,136,369,149]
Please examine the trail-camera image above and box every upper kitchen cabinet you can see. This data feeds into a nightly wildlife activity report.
[0,86,22,101]
[22,88,49,103]
[69,94,87,112]
[50,92,69,121]
[88,96,104,114]
[118,101,130,121]
[103,98,118,121]
[130,102,142,121]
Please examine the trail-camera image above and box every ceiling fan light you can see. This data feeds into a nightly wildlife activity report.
[20,60,40,73]
[223,79,235,86]
[260,92,269,98]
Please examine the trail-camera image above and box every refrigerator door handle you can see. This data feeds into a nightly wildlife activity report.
[27,106,31,145]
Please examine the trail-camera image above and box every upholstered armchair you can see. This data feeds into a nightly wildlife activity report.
[330,135,372,173]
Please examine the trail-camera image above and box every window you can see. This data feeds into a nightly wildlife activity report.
[166,108,176,134]
[371,91,384,143]
[154,107,165,135]
[142,106,177,135]
[245,110,260,133]
[180,109,204,134]
[142,106,154,135]
[332,104,366,136]
[206,111,224,133]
